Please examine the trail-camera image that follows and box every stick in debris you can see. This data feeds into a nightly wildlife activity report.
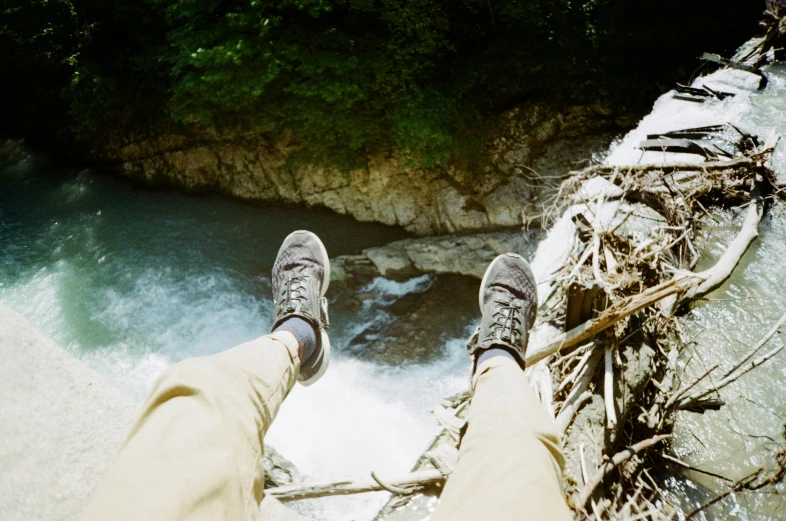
[576,435,672,508]
[266,469,445,502]
[526,276,695,366]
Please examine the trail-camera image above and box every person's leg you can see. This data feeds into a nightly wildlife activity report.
[82,231,332,521]
[432,253,573,521]
[432,355,572,521]
[81,332,300,521]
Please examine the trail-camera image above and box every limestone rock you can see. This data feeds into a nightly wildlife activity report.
[105,104,624,235]
[362,230,541,280]
[263,445,304,488]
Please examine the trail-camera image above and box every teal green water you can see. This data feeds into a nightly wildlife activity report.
[0,142,408,358]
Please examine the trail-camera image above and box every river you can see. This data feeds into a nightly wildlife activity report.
[3,65,786,520]
[0,145,470,520]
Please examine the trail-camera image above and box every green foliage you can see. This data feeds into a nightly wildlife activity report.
[67,0,171,141]
[141,0,469,167]
[0,0,763,166]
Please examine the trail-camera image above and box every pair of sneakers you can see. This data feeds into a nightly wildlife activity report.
[271,231,538,385]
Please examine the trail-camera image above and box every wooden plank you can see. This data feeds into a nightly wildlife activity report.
[565,282,606,332]
[638,138,717,158]
[673,94,706,104]
[646,124,726,141]
[674,83,712,97]
[701,52,768,89]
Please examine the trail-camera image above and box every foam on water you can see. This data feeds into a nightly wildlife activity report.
[361,274,433,300]
[267,337,469,519]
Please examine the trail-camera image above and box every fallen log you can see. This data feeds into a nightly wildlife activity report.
[570,157,761,178]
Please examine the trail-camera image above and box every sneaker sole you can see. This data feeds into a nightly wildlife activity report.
[276,230,331,386]
[478,253,536,310]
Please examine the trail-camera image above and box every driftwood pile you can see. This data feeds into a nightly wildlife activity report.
[539,130,783,520]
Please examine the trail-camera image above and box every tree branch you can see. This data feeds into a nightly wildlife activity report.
[577,435,672,508]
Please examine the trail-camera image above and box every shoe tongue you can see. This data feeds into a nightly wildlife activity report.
[287,243,318,266]
[483,285,515,308]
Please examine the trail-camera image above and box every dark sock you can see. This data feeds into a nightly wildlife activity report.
[475,347,517,373]
[274,317,318,362]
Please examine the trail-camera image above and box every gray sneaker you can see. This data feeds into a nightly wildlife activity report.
[467,253,537,370]
[271,230,331,386]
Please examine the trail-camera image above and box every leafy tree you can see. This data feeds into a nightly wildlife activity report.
[1,0,764,167]
[0,0,82,142]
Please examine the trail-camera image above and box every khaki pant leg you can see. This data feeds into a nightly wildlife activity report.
[432,356,573,521]
[81,331,300,521]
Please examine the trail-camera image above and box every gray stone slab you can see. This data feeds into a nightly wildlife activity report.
[0,302,304,521]
[0,301,136,521]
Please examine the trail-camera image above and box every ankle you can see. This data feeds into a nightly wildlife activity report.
[273,317,318,362]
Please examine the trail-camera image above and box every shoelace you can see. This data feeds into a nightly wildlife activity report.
[278,273,330,327]
[280,275,308,314]
[483,300,523,345]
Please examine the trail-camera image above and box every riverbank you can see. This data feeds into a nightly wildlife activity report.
[103,103,624,235]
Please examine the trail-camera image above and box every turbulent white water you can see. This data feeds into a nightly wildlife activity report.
[605,64,786,519]
[0,149,470,520]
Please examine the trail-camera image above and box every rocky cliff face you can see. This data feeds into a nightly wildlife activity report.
[107,104,627,235]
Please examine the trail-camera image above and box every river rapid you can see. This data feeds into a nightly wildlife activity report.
[4,64,786,521]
